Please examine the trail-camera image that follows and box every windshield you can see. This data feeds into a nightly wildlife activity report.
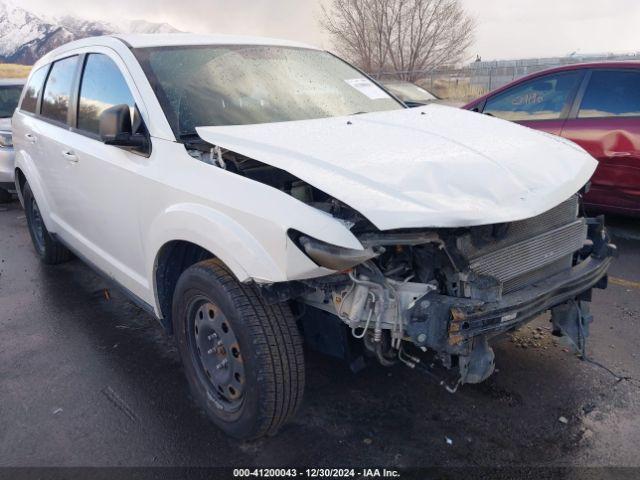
[383,82,436,103]
[0,85,23,118]
[134,45,402,137]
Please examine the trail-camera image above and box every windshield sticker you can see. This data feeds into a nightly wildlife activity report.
[345,78,389,100]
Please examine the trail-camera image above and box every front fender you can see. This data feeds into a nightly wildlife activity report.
[147,203,285,287]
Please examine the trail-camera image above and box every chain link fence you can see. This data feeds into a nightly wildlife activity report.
[372,52,640,103]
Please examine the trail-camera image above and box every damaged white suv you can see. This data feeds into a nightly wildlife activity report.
[13,34,616,439]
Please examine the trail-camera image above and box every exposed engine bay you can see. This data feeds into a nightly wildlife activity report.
[185,138,374,230]
[186,138,616,391]
[295,195,614,389]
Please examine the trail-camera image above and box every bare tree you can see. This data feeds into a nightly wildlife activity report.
[320,0,475,81]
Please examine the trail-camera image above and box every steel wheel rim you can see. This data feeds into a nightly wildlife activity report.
[30,198,45,253]
[188,299,245,412]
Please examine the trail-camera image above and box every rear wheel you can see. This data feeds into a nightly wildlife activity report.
[0,187,11,203]
[23,181,73,265]
[172,258,305,440]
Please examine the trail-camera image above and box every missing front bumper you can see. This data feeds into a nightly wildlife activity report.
[448,255,611,345]
[405,249,613,387]
[407,249,613,353]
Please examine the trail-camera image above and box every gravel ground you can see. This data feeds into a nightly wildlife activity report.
[1,199,639,475]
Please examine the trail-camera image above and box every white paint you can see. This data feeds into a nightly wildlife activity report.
[0,79,25,184]
[344,78,390,100]
[13,35,596,319]
[198,104,597,230]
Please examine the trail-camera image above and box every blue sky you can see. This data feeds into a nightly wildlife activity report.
[17,0,640,61]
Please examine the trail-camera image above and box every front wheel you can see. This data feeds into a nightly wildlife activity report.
[23,181,73,265]
[172,259,305,440]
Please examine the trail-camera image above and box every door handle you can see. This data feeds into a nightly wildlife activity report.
[62,150,78,162]
[25,133,37,143]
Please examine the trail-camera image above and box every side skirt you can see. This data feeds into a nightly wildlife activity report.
[52,233,159,319]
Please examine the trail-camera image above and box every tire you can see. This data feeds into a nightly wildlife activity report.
[0,187,11,203]
[23,181,73,265]
[172,258,305,440]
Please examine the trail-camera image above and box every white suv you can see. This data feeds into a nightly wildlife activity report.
[13,34,615,439]
[0,78,26,202]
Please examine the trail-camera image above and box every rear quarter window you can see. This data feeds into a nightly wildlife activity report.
[20,67,49,114]
[578,70,640,118]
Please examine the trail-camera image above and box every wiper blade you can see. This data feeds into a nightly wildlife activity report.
[179,132,200,140]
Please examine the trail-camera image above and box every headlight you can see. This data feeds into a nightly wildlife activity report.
[0,131,12,148]
[297,234,378,271]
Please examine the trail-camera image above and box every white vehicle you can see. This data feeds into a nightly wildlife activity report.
[13,34,615,439]
[0,78,26,202]
[381,80,439,107]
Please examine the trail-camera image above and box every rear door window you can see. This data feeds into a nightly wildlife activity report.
[41,56,79,124]
[20,66,49,114]
[483,71,582,121]
[578,70,640,118]
[77,54,136,135]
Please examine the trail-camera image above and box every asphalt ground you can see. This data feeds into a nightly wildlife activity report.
[1,198,639,477]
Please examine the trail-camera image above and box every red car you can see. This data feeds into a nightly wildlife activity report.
[464,62,640,217]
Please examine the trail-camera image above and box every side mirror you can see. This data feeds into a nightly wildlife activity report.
[99,104,148,151]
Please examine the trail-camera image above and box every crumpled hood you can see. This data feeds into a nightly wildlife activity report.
[196,104,596,230]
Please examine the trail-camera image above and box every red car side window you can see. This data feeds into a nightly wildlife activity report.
[483,72,582,122]
[578,70,640,118]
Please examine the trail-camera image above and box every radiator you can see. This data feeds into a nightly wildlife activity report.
[462,196,587,294]
[469,219,587,282]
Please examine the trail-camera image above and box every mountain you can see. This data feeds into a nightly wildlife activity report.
[0,0,181,65]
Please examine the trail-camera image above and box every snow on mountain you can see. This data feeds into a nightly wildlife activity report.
[0,0,53,57]
[0,0,181,64]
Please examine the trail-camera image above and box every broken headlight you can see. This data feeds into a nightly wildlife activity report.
[295,233,378,271]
